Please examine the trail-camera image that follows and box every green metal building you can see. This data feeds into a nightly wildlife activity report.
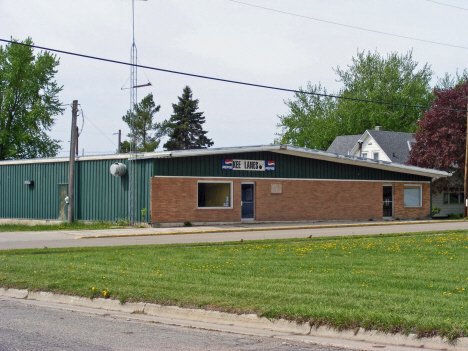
[0,145,449,224]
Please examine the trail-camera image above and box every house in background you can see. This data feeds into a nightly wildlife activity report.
[327,126,463,218]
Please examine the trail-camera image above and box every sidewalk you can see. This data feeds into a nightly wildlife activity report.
[73,218,463,239]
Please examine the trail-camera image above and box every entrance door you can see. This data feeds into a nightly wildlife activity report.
[383,185,393,218]
[58,184,68,220]
[241,183,255,220]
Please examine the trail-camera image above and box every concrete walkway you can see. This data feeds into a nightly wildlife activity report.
[73,219,466,239]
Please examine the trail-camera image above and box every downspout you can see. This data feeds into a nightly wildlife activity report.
[430,180,433,219]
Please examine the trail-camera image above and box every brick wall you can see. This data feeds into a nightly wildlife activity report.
[393,183,430,219]
[150,177,431,223]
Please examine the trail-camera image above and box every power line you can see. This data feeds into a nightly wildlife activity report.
[80,109,117,147]
[426,0,468,11]
[228,0,468,51]
[1,38,466,113]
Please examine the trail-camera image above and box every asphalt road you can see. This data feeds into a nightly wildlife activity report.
[0,297,357,351]
[1,220,468,250]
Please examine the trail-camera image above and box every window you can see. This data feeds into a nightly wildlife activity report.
[443,192,464,204]
[373,152,379,160]
[198,181,232,208]
[404,185,422,207]
[361,152,368,158]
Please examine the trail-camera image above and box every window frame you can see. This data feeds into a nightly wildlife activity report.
[443,192,464,205]
[373,152,379,160]
[197,180,233,210]
[403,184,422,208]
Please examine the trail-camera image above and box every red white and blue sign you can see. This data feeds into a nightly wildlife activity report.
[222,159,275,171]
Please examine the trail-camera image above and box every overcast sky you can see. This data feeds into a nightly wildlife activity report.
[1,0,467,157]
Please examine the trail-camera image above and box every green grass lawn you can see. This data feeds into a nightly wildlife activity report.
[0,221,127,232]
[1,231,467,340]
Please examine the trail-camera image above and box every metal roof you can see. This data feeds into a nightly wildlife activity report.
[0,144,449,178]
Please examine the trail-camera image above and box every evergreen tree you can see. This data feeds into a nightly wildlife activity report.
[121,93,164,152]
[164,86,213,150]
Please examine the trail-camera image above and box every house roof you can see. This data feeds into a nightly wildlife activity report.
[328,130,415,164]
[326,134,361,155]
[365,130,414,164]
[0,144,449,178]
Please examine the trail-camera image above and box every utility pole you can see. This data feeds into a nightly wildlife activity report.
[118,129,121,153]
[68,100,78,224]
[464,103,468,218]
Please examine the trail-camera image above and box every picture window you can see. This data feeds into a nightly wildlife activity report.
[404,185,422,207]
[198,181,232,208]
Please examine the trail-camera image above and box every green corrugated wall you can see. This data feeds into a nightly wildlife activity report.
[0,151,431,222]
[154,152,431,182]
[0,157,153,222]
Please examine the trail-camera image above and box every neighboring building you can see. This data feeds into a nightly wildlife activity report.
[0,145,448,225]
[327,126,414,162]
[327,127,462,217]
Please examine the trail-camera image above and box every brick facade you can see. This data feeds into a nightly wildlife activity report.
[150,177,431,224]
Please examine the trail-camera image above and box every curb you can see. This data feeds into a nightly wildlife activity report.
[75,219,467,239]
[1,288,467,351]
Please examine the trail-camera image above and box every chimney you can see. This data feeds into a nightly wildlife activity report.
[375,126,383,131]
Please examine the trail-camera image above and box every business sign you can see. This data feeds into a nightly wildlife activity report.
[222,159,275,171]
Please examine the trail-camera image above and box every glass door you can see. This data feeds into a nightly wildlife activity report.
[383,185,393,218]
[241,183,255,220]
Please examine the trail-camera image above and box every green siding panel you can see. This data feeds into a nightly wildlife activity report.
[0,158,152,222]
[153,152,431,182]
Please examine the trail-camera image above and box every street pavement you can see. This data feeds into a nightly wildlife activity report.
[0,219,467,250]
[0,295,450,351]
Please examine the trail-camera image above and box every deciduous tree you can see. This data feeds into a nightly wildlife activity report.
[407,79,468,193]
[276,50,434,150]
[164,86,213,150]
[0,38,63,160]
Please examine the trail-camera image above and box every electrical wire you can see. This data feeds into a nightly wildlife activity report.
[80,109,117,146]
[1,38,466,113]
[228,0,468,51]
[78,108,84,136]
[426,0,468,11]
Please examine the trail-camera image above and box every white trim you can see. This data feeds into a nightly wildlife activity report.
[152,175,431,183]
[407,140,413,151]
[349,131,391,162]
[403,184,423,207]
[197,180,233,210]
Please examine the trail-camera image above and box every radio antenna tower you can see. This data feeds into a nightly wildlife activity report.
[128,0,150,226]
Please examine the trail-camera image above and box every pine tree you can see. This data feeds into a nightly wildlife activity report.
[121,93,164,152]
[164,86,213,150]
